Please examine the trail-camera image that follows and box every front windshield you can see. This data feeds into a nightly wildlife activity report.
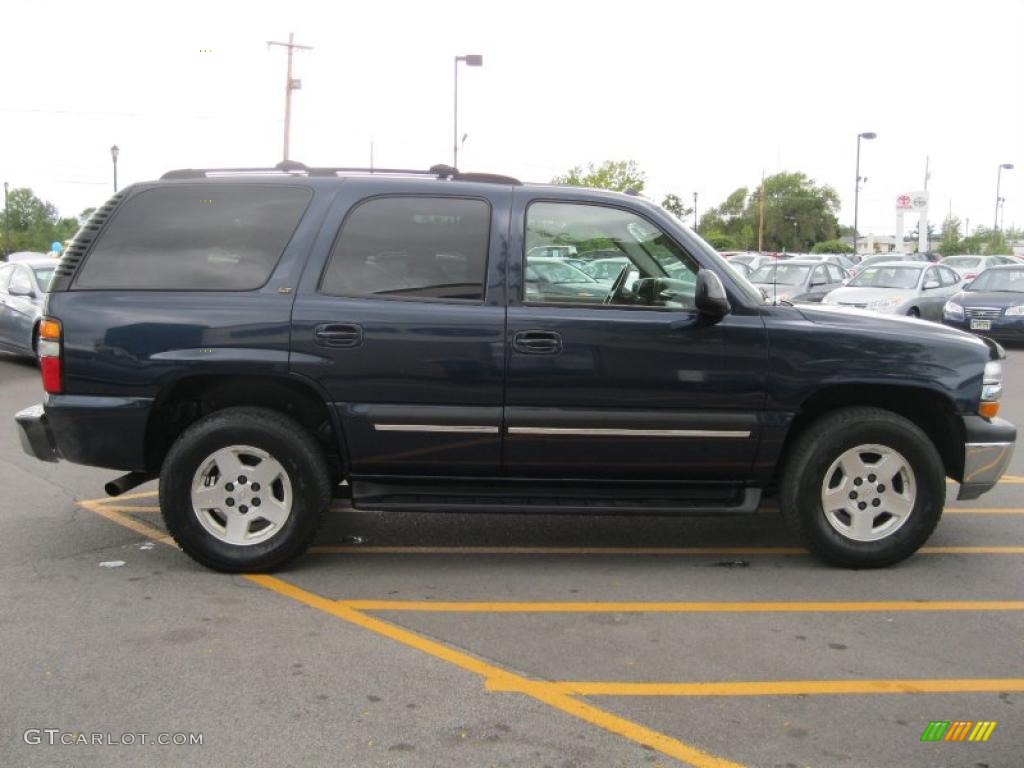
[749,263,810,285]
[32,267,55,291]
[848,266,921,289]
[943,257,980,268]
[532,261,596,284]
[966,268,1024,292]
[582,259,629,280]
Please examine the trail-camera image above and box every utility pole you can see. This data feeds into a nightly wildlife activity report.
[692,192,698,230]
[758,172,765,252]
[3,181,9,257]
[267,33,313,163]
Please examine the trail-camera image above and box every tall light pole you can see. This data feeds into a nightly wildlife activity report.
[994,162,1014,234]
[693,192,698,230]
[852,131,876,257]
[110,145,119,193]
[268,33,313,164]
[3,181,9,257]
[453,54,482,169]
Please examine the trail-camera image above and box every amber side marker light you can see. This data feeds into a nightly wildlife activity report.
[37,317,63,394]
[978,361,1002,420]
[978,401,1000,419]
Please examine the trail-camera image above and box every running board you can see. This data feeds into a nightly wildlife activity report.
[350,478,761,516]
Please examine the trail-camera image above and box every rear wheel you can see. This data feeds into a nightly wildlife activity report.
[779,407,945,568]
[160,407,332,572]
[907,307,920,318]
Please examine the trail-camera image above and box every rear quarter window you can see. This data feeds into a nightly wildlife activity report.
[74,184,312,290]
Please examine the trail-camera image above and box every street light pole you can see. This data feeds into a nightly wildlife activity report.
[453,54,482,169]
[693,192,698,230]
[3,181,9,257]
[994,162,1014,234]
[852,131,877,258]
[110,145,119,193]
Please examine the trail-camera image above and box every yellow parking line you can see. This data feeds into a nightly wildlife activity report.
[341,599,1024,613]
[489,679,1024,697]
[78,499,176,547]
[309,545,1024,556]
[247,575,745,768]
[945,507,1024,514]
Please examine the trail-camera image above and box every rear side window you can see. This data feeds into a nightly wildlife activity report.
[320,196,490,302]
[75,184,312,290]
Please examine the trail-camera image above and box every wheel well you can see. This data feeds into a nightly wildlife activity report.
[144,375,344,480]
[781,385,964,482]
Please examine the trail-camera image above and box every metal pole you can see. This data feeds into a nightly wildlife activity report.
[692,192,698,230]
[994,165,1004,234]
[284,32,294,162]
[853,135,862,258]
[453,57,459,169]
[3,181,9,257]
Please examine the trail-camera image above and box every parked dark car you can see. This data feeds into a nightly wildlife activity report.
[942,265,1024,341]
[0,256,57,357]
[14,163,1015,573]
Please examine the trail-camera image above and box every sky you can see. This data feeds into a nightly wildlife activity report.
[3,0,1023,239]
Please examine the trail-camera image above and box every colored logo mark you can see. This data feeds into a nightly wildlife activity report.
[920,720,996,742]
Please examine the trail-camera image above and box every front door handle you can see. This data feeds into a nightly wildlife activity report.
[513,330,561,355]
[314,323,363,348]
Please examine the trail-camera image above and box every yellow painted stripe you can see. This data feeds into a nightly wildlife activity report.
[945,507,1024,514]
[341,599,1024,613]
[246,575,744,768]
[487,679,1024,697]
[309,545,1024,556]
[89,489,159,502]
[78,500,177,547]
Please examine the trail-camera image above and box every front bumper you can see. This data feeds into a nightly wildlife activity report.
[943,316,1024,341]
[957,415,1017,500]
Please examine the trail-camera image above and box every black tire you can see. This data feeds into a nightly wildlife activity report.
[907,307,920,318]
[159,407,332,572]
[779,406,945,568]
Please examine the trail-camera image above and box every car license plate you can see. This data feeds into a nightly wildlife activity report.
[970,319,991,331]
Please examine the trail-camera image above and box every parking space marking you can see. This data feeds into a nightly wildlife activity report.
[340,599,1024,613]
[245,574,746,768]
[488,679,1024,697]
[78,498,176,546]
[308,544,1024,555]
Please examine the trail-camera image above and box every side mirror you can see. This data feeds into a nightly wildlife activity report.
[809,278,825,287]
[695,269,731,317]
[923,279,940,290]
[8,284,34,298]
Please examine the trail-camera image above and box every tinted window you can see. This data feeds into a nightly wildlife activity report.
[525,202,699,308]
[826,264,846,283]
[76,184,312,290]
[321,197,490,301]
[939,267,960,286]
[32,266,55,291]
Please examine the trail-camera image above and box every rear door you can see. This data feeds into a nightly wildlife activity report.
[503,193,767,481]
[289,182,511,478]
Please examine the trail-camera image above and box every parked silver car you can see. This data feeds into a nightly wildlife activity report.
[0,256,56,356]
[749,259,847,304]
[939,254,1019,283]
[822,261,962,320]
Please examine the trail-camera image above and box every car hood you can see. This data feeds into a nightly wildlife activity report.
[796,301,992,349]
[824,286,916,305]
[953,290,1024,308]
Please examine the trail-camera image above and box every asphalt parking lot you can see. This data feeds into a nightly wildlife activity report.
[2,346,1022,768]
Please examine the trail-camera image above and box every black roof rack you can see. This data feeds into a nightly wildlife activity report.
[161,161,521,185]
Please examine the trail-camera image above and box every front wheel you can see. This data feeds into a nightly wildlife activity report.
[160,407,332,572]
[779,407,945,568]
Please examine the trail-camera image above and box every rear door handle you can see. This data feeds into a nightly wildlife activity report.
[314,323,363,348]
[513,330,561,355]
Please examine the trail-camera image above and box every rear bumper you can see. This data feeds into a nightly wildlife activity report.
[15,395,154,471]
[957,415,1017,500]
[16,405,58,462]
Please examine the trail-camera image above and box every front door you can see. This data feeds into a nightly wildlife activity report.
[290,186,511,478]
[504,196,767,481]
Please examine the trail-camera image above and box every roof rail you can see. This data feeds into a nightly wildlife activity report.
[160,162,521,185]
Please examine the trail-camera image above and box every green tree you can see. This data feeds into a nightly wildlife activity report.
[552,160,647,193]
[1,187,79,256]
[936,216,962,257]
[700,173,840,251]
[660,193,693,221]
[811,239,853,254]
[704,232,738,251]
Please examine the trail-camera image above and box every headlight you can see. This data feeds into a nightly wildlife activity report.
[979,360,1003,418]
[867,296,902,312]
[943,301,964,319]
[1005,305,1024,316]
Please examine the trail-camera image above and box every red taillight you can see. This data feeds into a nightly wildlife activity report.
[37,316,63,394]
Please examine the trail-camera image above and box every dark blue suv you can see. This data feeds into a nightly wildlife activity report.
[14,163,1016,571]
